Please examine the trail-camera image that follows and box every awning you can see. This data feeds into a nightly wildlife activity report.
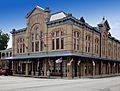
[2,51,119,62]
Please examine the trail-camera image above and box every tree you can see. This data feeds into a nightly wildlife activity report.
[0,30,9,50]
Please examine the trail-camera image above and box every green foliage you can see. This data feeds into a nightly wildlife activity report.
[0,30,9,50]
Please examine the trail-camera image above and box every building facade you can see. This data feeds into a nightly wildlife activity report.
[6,6,120,78]
[0,48,12,69]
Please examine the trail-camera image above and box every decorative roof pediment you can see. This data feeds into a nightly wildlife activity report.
[79,17,85,23]
[104,20,110,31]
[98,17,110,31]
[26,6,44,18]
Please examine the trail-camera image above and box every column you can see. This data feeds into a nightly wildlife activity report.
[103,63,106,75]
[43,59,48,76]
[100,61,103,75]
[67,64,73,79]
[31,62,34,76]
[12,60,15,74]
[108,63,111,74]
[95,63,99,75]
[81,63,85,76]
[35,60,39,76]
[77,64,81,77]
[111,65,114,74]
[66,57,72,78]
[20,63,22,75]
[92,61,95,76]
[116,64,118,74]
[25,63,29,76]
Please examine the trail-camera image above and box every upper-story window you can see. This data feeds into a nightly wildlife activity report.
[108,42,112,57]
[31,27,44,52]
[16,38,25,53]
[2,53,5,57]
[73,31,80,50]
[114,44,117,58]
[6,52,8,57]
[85,35,91,53]
[10,52,12,57]
[35,27,39,40]
[102,35,106,55]
[52,31,64,50]
[95,38,99,54]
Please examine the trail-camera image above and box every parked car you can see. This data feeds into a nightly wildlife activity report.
[0,69,13,76]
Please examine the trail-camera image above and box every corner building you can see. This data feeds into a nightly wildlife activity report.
[7,6,120,78]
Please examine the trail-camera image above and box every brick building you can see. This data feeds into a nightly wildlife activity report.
[5,6,120,78]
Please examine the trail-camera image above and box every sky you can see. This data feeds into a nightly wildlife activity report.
[0,0,120,48]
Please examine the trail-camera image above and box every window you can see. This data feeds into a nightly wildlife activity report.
[40,41,44,51]
[102,35,106,55]
[35,28,39,40]
[52,39,55,50]
[85,35,91,53]
[31,34,34,41]
[56,38,59,49]
[23,44,25,53]
[16,38,25,53]
[20,44,22,53]
[114,44,117,58]
[51,30,64,50]
[108,43,111,57]
[31,27,44,52]
[61,38,64,49]
[32,42,34,52]
[6,53,8,57]
[10,52,12,57]
[2,53,5,57]
[95,38,99,54]
[73,31,80,51]
[35,41,39,51]
[17,43,19,53]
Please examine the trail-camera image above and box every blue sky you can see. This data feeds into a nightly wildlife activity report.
[0,0,120,48]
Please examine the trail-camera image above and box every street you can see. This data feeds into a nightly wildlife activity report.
[0,76,120,91]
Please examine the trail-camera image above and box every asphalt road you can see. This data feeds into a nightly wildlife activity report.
[0,76,120,91]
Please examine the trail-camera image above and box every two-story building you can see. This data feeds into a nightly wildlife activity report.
[5,6,120,78]
[0,48,12,69]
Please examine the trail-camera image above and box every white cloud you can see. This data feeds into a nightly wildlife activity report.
[110,20,120,40]
[111,20,120,29]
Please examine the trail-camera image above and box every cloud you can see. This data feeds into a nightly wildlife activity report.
[111,20,120,29]
[110,20,120,40]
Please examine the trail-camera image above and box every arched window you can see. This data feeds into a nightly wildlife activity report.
[85,35,91,53]
[73,31,80,50]
[52,31,64,50]
[16,37,25,53]
[31,27,44,52]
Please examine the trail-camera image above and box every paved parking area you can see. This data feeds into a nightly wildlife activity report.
[0,76,120,91]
